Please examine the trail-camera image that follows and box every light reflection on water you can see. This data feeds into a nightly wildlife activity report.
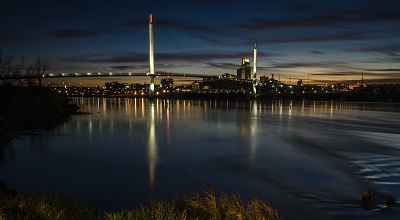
[1,98,400,219]
[148,101,157,189]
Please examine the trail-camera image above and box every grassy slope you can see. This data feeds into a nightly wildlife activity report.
[0,185,283,220]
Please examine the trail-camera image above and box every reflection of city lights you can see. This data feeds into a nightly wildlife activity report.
[148,101,158,188]
[249,100,258,156]
[271,100,274,112]
[166,101,171,145]
[88,120,93,142]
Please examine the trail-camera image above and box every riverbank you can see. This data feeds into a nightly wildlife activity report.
[0,184,282,219]
[0,86,81,148]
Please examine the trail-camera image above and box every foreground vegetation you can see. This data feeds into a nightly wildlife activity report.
[0,185,282,220]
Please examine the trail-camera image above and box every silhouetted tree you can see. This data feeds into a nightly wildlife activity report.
[0,52,14,86]
[33,57,50,87]
[0,52,50,87]
[25,57,50,87]
[25,65,37,87]
[11,56,25,86]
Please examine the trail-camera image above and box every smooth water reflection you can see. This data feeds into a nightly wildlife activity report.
[148,101,157,188]
[1,98,400,219]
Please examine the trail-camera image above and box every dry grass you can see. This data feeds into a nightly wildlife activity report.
[179,185,282,220]
[0,186,283,220]
[0,192,99,220]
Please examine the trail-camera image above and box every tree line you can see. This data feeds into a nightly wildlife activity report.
[0,51,50,87]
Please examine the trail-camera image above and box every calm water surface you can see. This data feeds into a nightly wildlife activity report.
[1,98,400,219]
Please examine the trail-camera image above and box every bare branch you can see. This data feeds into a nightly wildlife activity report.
[32,57,51,87]
[0,52,14,86]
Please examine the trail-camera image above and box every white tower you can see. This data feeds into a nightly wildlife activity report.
[148,13,155,98]
[252,42,257,96]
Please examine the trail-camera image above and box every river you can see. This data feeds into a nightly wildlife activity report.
[1,98,399,219]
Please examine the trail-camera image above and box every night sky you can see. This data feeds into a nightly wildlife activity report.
[1,0,400,86]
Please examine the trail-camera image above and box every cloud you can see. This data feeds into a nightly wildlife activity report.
[121,20,147,29]
[233,2,400,30]
[48,29,102,38]
[311,71,400,78]
[310,51,323,55]
[62,53,147,63]
[206,62,239,69]
[365,68,400,72]
[62,51,266,65]
[228,1,400,47]
[346,45,400,56]
[110,65,136,70]
[342,78,400,85]
[272,61,349,69]
[363,72,400,78]
[310,72,356,76]
[264,31,366,43]
[158,19,218,33]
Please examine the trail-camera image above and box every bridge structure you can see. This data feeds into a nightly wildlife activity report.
[0,72,210,79]
[1,14,258,97]
[43,72,207,78]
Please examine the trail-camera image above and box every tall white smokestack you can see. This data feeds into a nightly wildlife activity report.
[252,42,257,96]
[253,42,257,80]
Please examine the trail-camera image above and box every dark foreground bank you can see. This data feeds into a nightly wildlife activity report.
[0,86,80,148]
[0,184,282,220]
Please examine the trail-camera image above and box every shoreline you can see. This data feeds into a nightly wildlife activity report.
[65,91,400,103]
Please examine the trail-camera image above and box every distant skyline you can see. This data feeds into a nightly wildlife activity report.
[1,0,400,86]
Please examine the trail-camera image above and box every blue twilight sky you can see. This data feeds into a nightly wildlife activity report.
[1,0,400,86]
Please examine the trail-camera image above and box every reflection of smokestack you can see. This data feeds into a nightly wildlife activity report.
[362,72,364,86]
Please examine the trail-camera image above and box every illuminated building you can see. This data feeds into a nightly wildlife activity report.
[192,81,199,92]
[237,58,251,80]
[105,81,126,90]
[161,78,174,88]
[260,76,269,83]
